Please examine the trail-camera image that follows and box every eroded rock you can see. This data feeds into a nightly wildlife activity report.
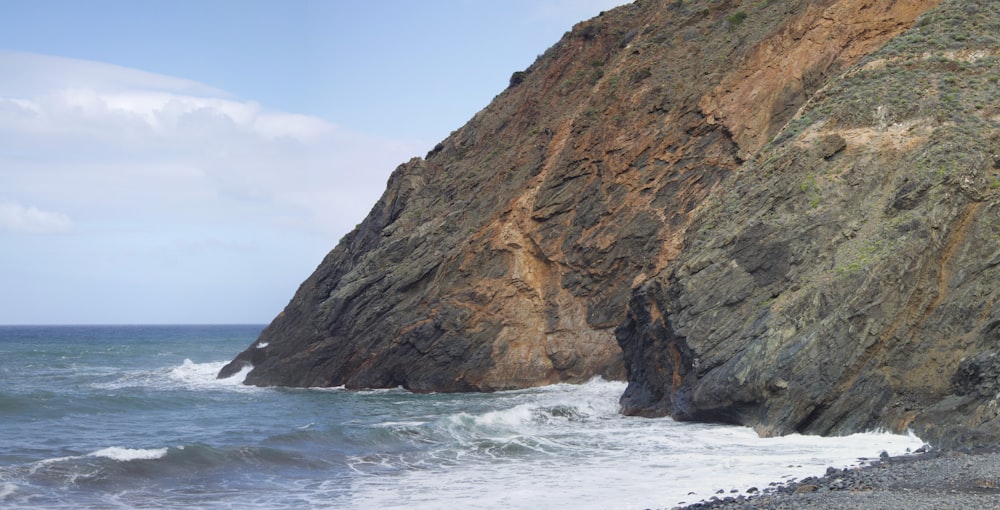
[617,0,1000,448]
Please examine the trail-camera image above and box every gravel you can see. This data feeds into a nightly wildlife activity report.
[676,448,1000,509]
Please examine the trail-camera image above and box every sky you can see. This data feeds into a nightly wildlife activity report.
[0,0,630,325]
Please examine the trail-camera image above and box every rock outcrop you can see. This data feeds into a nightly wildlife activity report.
[220,0,1000,447]
[219,0,775,390]
[617,0,1000,448]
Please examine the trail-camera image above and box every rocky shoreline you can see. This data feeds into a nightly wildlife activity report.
[678,448,1000,509]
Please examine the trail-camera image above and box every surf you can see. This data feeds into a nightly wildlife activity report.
[0,325,927,509]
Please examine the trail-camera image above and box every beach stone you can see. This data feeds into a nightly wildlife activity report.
[680,450,1000,509]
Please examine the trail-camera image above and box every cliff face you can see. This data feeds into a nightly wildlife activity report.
[219,0,778,390]
[617,0,1000,448]
[219,0,1000,446]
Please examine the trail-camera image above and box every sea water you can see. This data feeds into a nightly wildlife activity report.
[0,325,925,509]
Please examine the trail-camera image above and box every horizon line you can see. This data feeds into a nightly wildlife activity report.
[0,322,268,327]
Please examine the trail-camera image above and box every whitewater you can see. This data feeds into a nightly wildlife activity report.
[0,325,925,509]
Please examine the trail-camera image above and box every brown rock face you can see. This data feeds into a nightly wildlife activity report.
[220,0,1000,453]
[220,0,775,391]
[699,0,943,158]
[618,0,1000,448]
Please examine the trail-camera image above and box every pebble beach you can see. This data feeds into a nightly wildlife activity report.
[680,449,1000,509]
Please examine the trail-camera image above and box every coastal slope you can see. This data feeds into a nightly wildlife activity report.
[617,0,1000,449]
[217,0,1000,448]
[222,0,926,391]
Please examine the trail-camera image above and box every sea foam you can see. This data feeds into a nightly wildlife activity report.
[91,358,255,392]
[0,482,17,500]
[3,326,930,510]
[346,378,926,510]
[88,447,168,462]
[168,359,253,389]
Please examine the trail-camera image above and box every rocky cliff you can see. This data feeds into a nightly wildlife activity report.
[220,0,1000,446]
[616,0,1000,448]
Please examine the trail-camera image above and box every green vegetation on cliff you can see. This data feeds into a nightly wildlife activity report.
[619,0,1000,449]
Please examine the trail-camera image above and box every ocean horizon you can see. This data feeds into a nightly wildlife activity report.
[0,324,925,509]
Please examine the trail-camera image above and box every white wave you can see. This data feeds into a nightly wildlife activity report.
[88,447,168,462]
[453,378,624,432]
[90,358,256,392]
[21,447,168,484]
[0,482,18,500]
[169,358,254,389]
[347,379,927,510]
[255,342,269,348]
[374,421,426,429]
[472,404,535,428]
[26,455,79,475]
[302,385,347,392]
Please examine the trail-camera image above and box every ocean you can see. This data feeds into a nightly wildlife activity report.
[0,324,924,509]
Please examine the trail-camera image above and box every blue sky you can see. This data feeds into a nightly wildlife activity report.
[0,1,629,324]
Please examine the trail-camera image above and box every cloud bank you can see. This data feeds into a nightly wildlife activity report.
[0,51,427,238]
[0,51,429,323]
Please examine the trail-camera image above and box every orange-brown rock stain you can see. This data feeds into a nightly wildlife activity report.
[463,0,945,390]
[701,0,943,158]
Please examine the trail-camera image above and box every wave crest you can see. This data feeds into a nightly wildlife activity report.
[169,359,253,389]
[88,447,168,462]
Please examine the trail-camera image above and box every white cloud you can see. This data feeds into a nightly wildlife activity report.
[0,50,225,98]
[0,51,427,239]
[0,51,429,324]
[0,202,73,233]
[0,88,332,144]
